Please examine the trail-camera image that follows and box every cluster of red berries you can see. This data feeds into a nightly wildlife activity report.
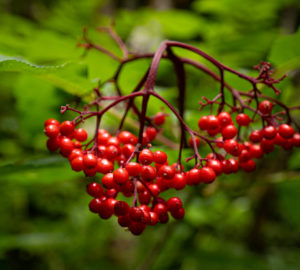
[195,101,300,175]
[44,99,300,235]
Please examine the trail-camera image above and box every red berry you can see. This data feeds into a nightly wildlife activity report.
[260,138,274,153]
[236,113,251,126]
[113,168,129,185]
[130,207,144,222]
[238,149,251,163]
[172,173,187,190]
[198,115,209,130]
[97,158,114,174]
[146,127,157,141]
[118,214,131,227]
[101,173,115,189]
[69,149,83,161]
[222,159,239,174]
[149,212,159,225]
[105,145,120,160]
[154,112,166,125]
[153,203,167,216]
[60,121,75,136]
[87,182,103,197]
[207,115,220,130]
[139,190,151,205]
[278,124,295,139]
[217,112,232,127]
[46,137,60,151]
[44,124,60,138]
[74,128,88,142]
[258,100,273,114]
[199,167,216,184]
[129,222,146,235]
[221,124,237,139]
[166,197,182,212]
[83,153,97,169]
[249,130,263,143]
[122,144,135,158]
[139,149,154,165]
[187,168,201,185]
[171,207,185,219]
[206,159,223,175]
[153,150,168,164]
[89,198,103,213]
[293,133,300,147]
[240,159,256,173]
[97,131,111,145]
[158,165,176,180]
[262,125,277,140]
[141,165,157,181]
[148,184,160,196]
[223,139,241,156]
[125,162,142,176]
[114,201,130,216]
[118,131,138,145]
[71,156,84,171]
[249,144,264,159]
[45,118,59,127]
[60,137,74,156]
[99,198,116,219]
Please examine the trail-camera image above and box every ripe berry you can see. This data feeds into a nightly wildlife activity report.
[149,212,159,225]
[71,156,84,171]
[130,207,144,222]
[146,127,157,141]
[240,159,256,172]
[153,151,167,164]
[262,126,277,139]
[118,214,131,227]
[74,128,88,142]
[222,159,239,174]
[223,139,241,156]
[238,149,251,163]
[141,165,157,181]
[217,112,232,127]
[46,137,60,151]
[87,182,103,197]
[44,124,60,138]
[45,118,60,127]
[89,198,103,213]
[187,168,201,185]
[113,168,129,185]
[236,113,251,126]
[69,149,83,161]
[60,121,75,136]
[207,115,220,130]
[122,144,135,158]
[148,184,160,196]
[171,207,185,219]
[99,198,116,219]
[166,197,182,212]
[206,159,223,175]
[125,162,142,176]
[83,153,97,169]
[249,144,264,159]
[114,201,130,216]
[198,115,209,130]
[97,132,111,145]
[60,137,74,156]
[258,100,273,114]
[260,138,274,153]
[154,112,166,125]
[249,130,263,143]
[118,131,138,145]
[153,203,167,216]
[172,173,187,190]
[199,167,216,184]
[139,190,151,205]
[221,124,237,139]
[158,165,176,179]
[129,222,146,235]
[97,158,114,174]
[278,124,295,139]
[293,133,300,147]
[139,149,154,165]
[101,173,115,189]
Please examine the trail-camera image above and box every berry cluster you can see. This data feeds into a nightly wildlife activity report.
[43,27,300,236]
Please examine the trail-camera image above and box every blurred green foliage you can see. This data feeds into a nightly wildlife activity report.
[0,0,300,269]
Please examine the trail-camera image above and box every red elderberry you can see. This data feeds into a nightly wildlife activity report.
[278,124,295,139]
[74,128,88,142]
[198,115,209,130]
[125,162,142,176]
[139,149,154,165]
[45,118,59,127]
[249,130,263,143]
[87,182,103,198]
[60,121,75,136]
[223,139,241,156]
[158,165,176,179]
[221,124,237,139]
[83,153,98,169]
[262,126,277,140]
[236,113,251,126]
[154,112,166,125]
[199,167,216,184]
[44,124,60,138]
[153,150,167,164]
[217,112,232,127]
[114,201,130,216]
[258,100,273,114]
[113,168,129,185]
[166,197,182,212]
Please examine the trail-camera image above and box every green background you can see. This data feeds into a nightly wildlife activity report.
[0,0,300,269]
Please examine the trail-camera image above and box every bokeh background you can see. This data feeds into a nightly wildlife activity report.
[1,0,300,269]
